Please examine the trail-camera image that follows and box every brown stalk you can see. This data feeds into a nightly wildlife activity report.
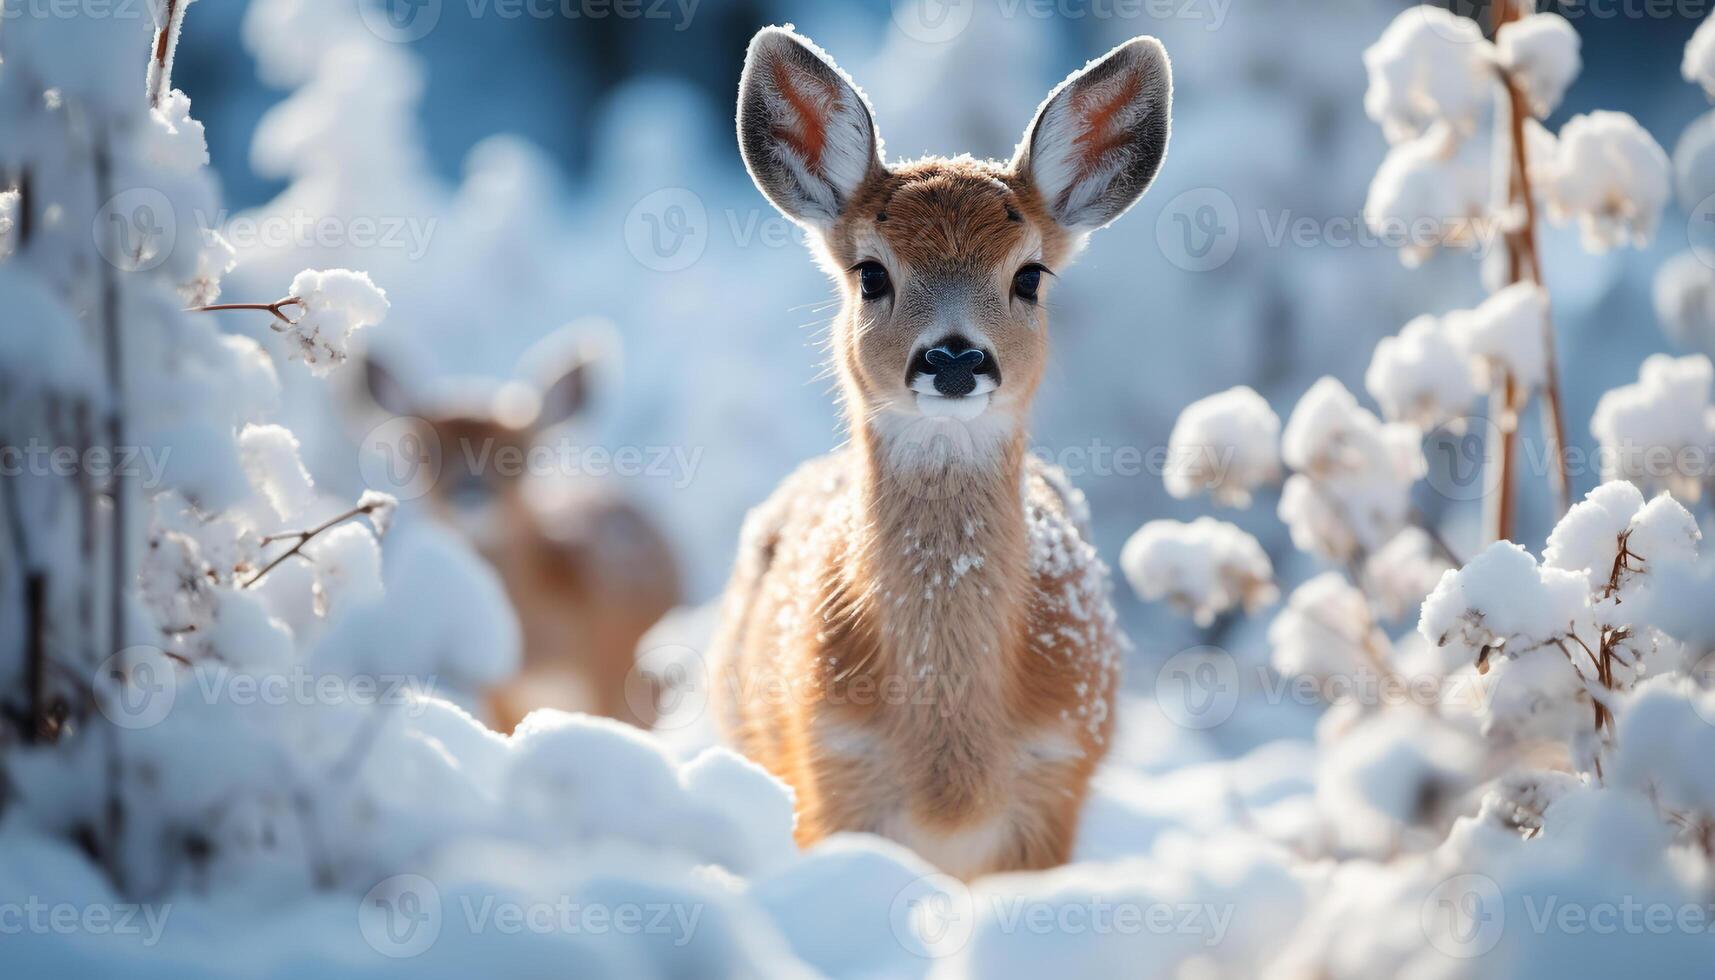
[147,0,186,110]
[1482,0,1572,543]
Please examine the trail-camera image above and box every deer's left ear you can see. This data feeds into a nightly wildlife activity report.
[1014,37,1172,233]
[737,27,881,231]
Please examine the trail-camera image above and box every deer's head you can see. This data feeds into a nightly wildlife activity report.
[737,28,1171,454]
[362,339,595,540]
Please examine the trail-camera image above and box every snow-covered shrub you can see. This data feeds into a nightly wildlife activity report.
[1363,123,1492,267]
[1162,386,1281,507]
[1121,518,1277,626]
[1362,7,1494,144]
[1539,111,1671,253]
[1589,353,1715,503]
[1654,252,1715,358]
[1364,313,1478,431]
[1686,14,1715,100]
[1494,13,1581,118]
[1277,377,1425,562]
[1444,281,1549,393]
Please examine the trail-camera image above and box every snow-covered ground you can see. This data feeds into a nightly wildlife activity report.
[6,0,1715,976]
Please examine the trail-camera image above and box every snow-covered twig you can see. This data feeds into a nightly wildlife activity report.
[241,493,394,588]
[147,0,188,111]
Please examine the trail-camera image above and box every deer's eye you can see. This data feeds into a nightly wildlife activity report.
[1013,263,1047,303]
[855,261,891,301]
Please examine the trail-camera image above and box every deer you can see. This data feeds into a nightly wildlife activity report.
[711,27,1171,879]
[362,333,680,733]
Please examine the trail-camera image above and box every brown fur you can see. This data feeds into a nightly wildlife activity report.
[711,157,1123,879]
[414,414,680,733]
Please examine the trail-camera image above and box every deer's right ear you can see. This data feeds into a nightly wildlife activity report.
[737,27,880,231]
[1014,37,1172,233]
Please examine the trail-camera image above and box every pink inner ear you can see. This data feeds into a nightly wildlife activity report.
[769,60,831,172]
[1070,70,1143,179]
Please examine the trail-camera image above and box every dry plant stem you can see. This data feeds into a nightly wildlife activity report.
[1501,70,1571,518]
[94,135,129,893]
[241,500,382,588]
[147,0,185,110]
[186,298,302,328]
[1478,0,1570,546]
[1484,377,1520,543]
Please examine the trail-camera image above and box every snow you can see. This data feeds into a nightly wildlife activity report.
[1365,312,1478,431]
[1120,517,1278,626]
[1540,111,1672,253]
[1589,353,1715,503]
[1269,571,1389,685]
[1362,7,1495,145]
[5,2,1714,977]
[1362,527,1453,621]
[1675,110,1715,217]
[1495,13,1581,119]
[1161,385,1281,507]
[282,268,390,375]
[1654,251,1715,359]
[1278,377,1425,561]
[1444,281,1550,393]
[1363,123,1491,268]
[1686,14,1715,101]
[1544,480,1700,601]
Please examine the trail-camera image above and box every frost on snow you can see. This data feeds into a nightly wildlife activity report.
[1365,312,1478,431]
[1540,111,1671,252]
[1590,353,1715,503]
[1162,385,1281,508]
[1362,7,1495,145]
[1121,517,1278,626]
[1495,13,1581,118]
[283,268,390,374]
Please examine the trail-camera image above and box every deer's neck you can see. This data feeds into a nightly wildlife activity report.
[851,417,1032,683]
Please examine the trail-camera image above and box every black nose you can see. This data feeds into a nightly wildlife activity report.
[912,337,995,397]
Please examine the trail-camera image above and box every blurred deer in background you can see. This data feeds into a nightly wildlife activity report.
[362,330,679,732]
[712,28,1170,878]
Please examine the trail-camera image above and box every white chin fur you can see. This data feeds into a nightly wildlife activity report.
[916,392,990,421]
